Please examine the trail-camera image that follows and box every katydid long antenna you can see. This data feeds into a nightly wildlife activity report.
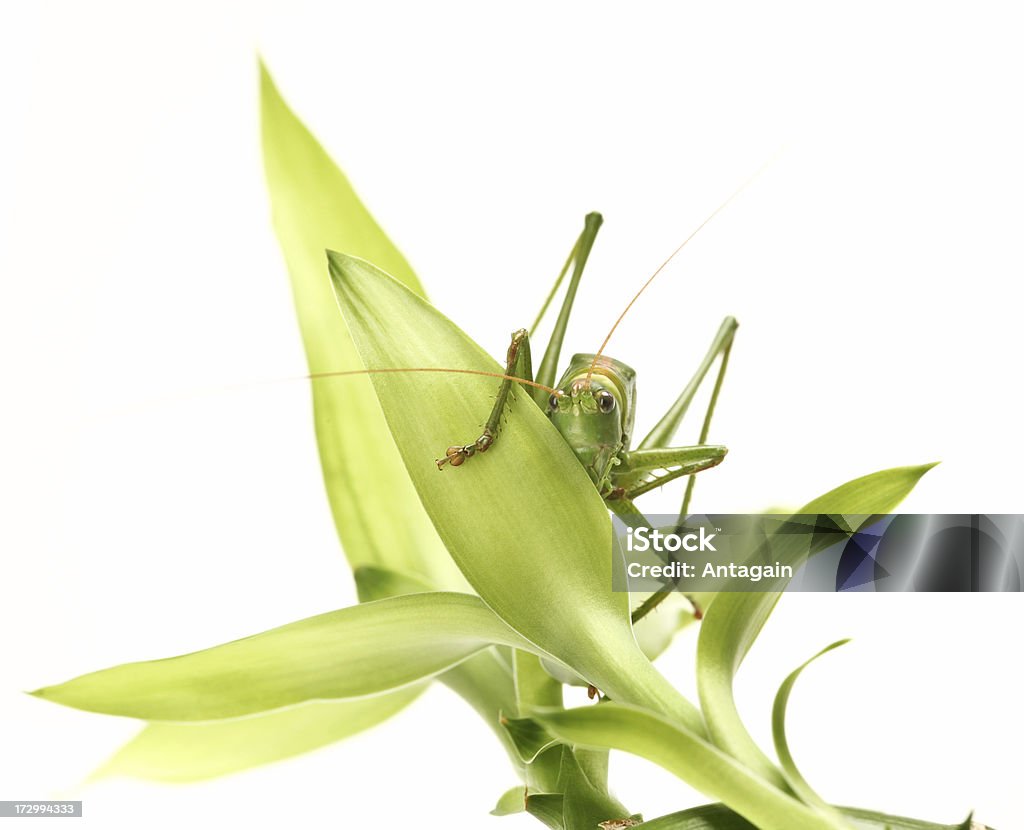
[585,157,778,382]
[208,366,560,398]
[91,367,559,425]
[304,366,559,395]
[102,172,776,419]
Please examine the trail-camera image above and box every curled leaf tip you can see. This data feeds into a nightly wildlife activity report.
[771,639,853,820]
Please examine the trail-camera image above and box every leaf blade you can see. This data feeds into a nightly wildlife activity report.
[491,786,528,816]
[32,592,533,721]
[533,704,848,830]
[260,61,463,590]
[772,640,851,814]
[92,690,422,782]
[696,464,936,785]
[329,252,702,730]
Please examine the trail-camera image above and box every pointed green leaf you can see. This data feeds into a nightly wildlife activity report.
[92,689,421,782]
[533,704,849,830]
[772,640,851,815]
[260,61,463,590]
[329,252,702,731]
[32,592,534,721]
[800,464,939,514]
[697,464,936,786]
[492,786,528,816]
[262,68,538,784]
[89,65,478,781]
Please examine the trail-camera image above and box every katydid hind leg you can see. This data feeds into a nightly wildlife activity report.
[624,320,736,623]
[436,329,537,469]
[607,496,706,624]
[612,445,727,623]
[532,212,604,405]
[675,322,734,525]
[638,316,737,450]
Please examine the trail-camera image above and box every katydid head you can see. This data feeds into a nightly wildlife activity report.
[547,353,637,485]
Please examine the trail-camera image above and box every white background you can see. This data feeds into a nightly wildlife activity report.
[2,2,1022,828]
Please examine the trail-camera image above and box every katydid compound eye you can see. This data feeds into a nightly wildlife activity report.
[596,390,615,413]
[548,393,560,410]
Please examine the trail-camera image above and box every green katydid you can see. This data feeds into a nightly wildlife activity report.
[312,202,742,625]
[439,211,734,624]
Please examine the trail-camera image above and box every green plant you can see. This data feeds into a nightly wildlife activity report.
[30,64,991,830]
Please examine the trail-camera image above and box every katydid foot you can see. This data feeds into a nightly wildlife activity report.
[436,430,495,469]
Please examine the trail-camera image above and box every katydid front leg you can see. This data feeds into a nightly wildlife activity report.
[436,329,536,468]
[611,445,729,500]
[607,497,699,609]
[437,212,603,468]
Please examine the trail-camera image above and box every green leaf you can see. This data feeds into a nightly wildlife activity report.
[696,464,936,786]
[329,252,703,732]
[88,64,494,781]
[353,566,521,725]
[435,647,519,736]
[636,803,758,829]
[508,745,632,830]
[492,786,528,816]
[352,564,528,774]
[91,690,421,783]
[260,61,463,591]
[500,714,617,809]
[636,803,990,830]
[555,744,632,830]
[501,715,559,764]
[32,592,534,721]
[527,744,572,800]
[526,793,566,829]
[772,640,851,815]
[800,464,938,514]
[533,704,848,830]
